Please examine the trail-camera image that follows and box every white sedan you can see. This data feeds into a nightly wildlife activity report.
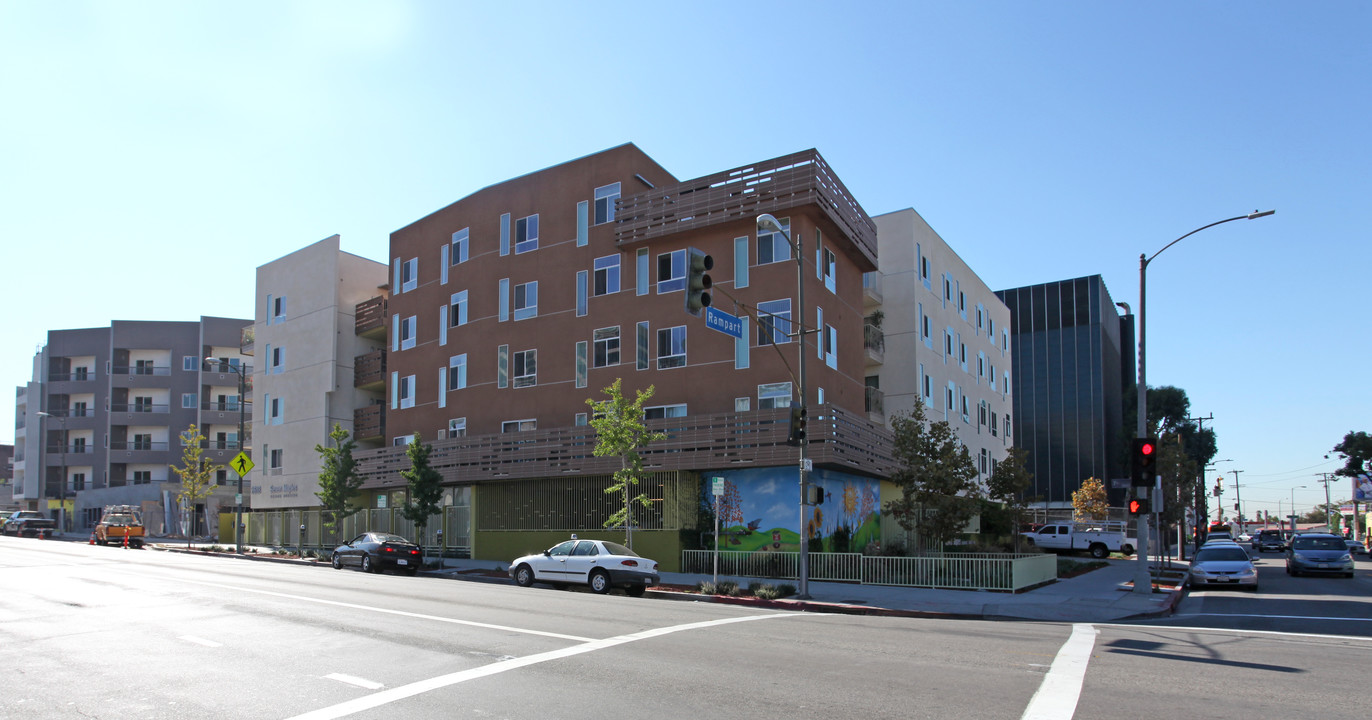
[509,536,660,596]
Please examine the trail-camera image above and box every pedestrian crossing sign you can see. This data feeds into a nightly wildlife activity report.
[231,451,254,476]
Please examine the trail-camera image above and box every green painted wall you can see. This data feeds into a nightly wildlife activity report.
[475,530,684,572]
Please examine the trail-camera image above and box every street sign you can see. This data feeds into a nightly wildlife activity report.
[231,451,254,476]
[800,458,813,472]
[712,477,724,496]
[705,306,743,339]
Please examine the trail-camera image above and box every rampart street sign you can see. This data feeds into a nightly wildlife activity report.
[705,306,743,339]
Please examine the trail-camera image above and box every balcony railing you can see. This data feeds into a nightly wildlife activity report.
[109,441,170,451]
[110,403,169,414]
[356,296,387,338]
[111,365,172,376]
[862,271,883,306]
[355,350,386,389]
[49,371,94,382]
[354,404,385,441]
[865,386,885,417]
[863,324,885,353]
[202,401,251,413]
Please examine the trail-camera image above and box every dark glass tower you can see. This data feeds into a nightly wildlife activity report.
[994,276,1134,507]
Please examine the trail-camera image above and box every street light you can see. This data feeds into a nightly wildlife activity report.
[207,357,248,553]
[1289,485,1306,535]
[757,213,811,600]
[1133,209,1274,595]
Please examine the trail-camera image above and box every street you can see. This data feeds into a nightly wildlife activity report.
[2,537,1370,719]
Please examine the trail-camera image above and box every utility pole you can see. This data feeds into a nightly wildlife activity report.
[1229,469,1245,534]
[1316,472,1335,532]
[1184,413,1213,560]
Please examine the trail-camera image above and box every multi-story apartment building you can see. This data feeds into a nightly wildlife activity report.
[995,275,1134,509]
[12,318,251,534]
[869,209,1014,482]
[353,144,892,567]
[0,442,13,510]
[251,234,389,510]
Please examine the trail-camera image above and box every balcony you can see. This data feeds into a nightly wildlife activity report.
[109,403,170,415]
[862,271,883,308]
[354,404,385,442]
[354,350,386,391]
[356,296,388,339]
[241,325,255,356]
[865,386,885,424]
[615,149,878,272]
[863,323,884,366]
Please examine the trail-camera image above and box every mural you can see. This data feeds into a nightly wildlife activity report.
[706,467,881,554]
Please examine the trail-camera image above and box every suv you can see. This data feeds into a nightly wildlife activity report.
[1254,529,1287,553]
[1286,533,1355,577]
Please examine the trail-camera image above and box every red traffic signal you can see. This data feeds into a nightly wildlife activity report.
[1130,437,1159,487]
[1128,498,1144,515]
[1139,442,1154,457]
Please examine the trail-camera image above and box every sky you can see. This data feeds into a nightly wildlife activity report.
[2,1,1367,520]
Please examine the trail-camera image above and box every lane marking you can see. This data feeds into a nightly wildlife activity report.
[287,613,803,720]
[1021,623,1097,720]
[179,635,222,647]
[325,674,384,690]
[1098,622,1372,642]
[1169,612,1372,623]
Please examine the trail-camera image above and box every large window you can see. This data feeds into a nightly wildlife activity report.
[758,382,792,409]
[656,249,685,293]
[502,419,536,433]
[450,290,468,327]
[594,255,620,296]
[513,349,536,388]
[824,324,837,368]
[821,247,836,293]
[399,375,415,409]
[757,299,792,346]
[657,326,686,369]
[758,217,791,264]
[401,315,417,350]
[514,281,538,321]
[644,404,686,420]
[401,258,418,293]
[594,182,620,225]
[515,214,539,254]
[594,326,620,368]
[450,228,469,265]
[448,354,467,391]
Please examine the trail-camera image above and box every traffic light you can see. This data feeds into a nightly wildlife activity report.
[685,247,713,316]
[1129,437,1159,486]
[786,403,808,446]
[1128,497,1144,516]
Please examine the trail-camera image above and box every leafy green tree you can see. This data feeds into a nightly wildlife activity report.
[1072,477,1109,522]
[399,433,444,563]
[1332,431,1372,479]
[171,424,220,548]
[883,399,982,551]
[314,423,364,546]
[986,446,1034,551]
[587,378,666,550]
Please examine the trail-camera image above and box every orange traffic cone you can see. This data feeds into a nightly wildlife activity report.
[89,533,95,545]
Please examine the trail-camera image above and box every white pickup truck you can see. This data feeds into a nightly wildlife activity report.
[1022,521,1136,558]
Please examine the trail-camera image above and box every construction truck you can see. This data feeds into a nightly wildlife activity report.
[94,505,145,548]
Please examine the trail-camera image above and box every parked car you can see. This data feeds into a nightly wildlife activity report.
[330,533,422,575]
[1188,543,1259,591]
[1285,533,1355,578]
[1346,539,1367,556]
[509,536,660,596]
[1020,521,1136,558]
[1254,529,1287,553]
[2,511,56,538]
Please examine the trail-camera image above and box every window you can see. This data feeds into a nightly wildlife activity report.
[944,275,952,304]
[181,393,197,409]
[594,182,620,224]
[923,372,932,403]
[401,258,418,293]
[979,401,988,426]
[270,448,284,469]
[270,396,283,424]
[976,305,984,331]
[133,470,152,485]
[959,290,966,318]
[593,255,620,296]
[134,396,153,412]
[636,322,649,371]
[644,404,687,420]
[514,281,538,320]
[991,412,999,437]
[593,327,620,368]
[183,356,198,371]
[513,349,536,387]
[133,433,152,451]
[945,330,954,358]
[946,384,955,412]
[636,248,649,296]
[576,341,587,388]
[577,200,589,246]
[515,214,539,253]
[575,412,588,426]
[271,345,284,373]
[71,472,86,491]
[920,252,931,288]
[273,295,287,323]
[450,228,469,265]
[824,324,837,368]
[821,247,837,293]
[960,342,967,368]
[922,312,931,342]
[757,299,792,346]
[135,359,154,375]
[401,315,417,350]
[450,290,468,327]
[758,382,791,409]
[735,397,751,412]
[73,401,88,417]
[500,213,511,256]
[734,236,750,289]
[502,419,536,433]
[576,270,588,317]
[448,418,467,438]
[657,250,685,293]
[657,326,686,369]
[758,217,791,264]
[399,375,415,409]
[448,354,467,391]
[498,344,508,388]
[962,395,969,421]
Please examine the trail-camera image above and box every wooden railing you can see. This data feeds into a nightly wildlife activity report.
[355,296,387,337]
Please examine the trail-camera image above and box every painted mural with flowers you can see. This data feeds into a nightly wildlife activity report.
[705,467,881,553]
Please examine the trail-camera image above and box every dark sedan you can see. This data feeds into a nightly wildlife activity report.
[331,532,422,575]
[1286,533,1355,578]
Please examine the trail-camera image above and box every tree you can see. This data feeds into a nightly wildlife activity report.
[587,378,666,550]
[1072,477,1109,522]
[883,399,982,551]
[314,423,364,546]
[399,433,444,564]
[1332,431,1372,479]
[170,424,220,548]
[986,446,1034,551]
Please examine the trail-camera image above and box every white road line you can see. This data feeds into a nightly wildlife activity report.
[1170,612,1372,623]
[1097,621,1372,642]
[325,674,384,690]
[1021,623,1098,720]
[179,635,222,647]
[164,576,593,642]
[286,613,804,720]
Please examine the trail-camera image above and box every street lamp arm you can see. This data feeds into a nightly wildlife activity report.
[1146,210,1274,266]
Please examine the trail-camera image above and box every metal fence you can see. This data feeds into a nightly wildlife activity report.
[681,550,1057,592]
[240,506,472,557]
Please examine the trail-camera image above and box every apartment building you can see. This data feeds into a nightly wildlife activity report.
[251,234,389,510]
[995,276,1134,508]
[869,209,1014,481]
[353,144,891,566]
[12,317,251,534]
[0,443,13,510]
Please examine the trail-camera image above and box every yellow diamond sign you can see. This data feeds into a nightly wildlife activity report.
[231,451,254,476]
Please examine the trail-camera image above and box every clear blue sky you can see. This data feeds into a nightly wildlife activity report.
[3,1,1366,518]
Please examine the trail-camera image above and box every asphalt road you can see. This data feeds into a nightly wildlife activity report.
[3,537,1369,719]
